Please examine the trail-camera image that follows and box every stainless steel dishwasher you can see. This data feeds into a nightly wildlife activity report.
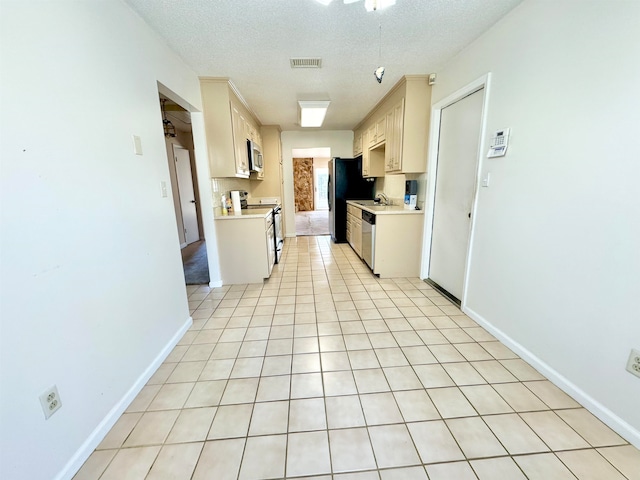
[361,210,376,270]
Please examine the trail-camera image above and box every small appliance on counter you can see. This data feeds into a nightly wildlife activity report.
[230,191,242,213]
[229,190,248,211]
[404,180,418,210]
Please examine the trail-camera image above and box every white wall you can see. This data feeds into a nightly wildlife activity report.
[429,0,640,444]
[0,1,210,479]
[281,131,354,235]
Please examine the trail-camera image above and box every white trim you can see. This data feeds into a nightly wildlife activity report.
[420,74,492,310]
[209,280,223,288]
[54,316,193,480]
[180,242,188,249]
[463,305,640,449]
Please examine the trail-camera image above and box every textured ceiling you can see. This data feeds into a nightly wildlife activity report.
[126,0,523,130]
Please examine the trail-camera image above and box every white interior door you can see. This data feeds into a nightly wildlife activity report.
[173,145,200,245]
[429,88,484,300]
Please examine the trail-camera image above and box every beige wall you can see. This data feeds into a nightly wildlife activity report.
[313,157,329,169]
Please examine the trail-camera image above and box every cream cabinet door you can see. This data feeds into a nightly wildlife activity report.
[354,132,363,156]
[386,99,404,172]
[376,115,386,144]
[230,104,250,177]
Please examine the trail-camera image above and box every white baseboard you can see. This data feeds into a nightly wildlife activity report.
[55,316,193,480]
[209,280,223,288]
[463,306,640,449]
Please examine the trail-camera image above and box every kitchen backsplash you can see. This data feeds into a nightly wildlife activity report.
[375,173,427,209]
[211,172,426,210]
[211,177,251,207]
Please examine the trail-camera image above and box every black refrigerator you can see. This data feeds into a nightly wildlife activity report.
[328,157,375,243]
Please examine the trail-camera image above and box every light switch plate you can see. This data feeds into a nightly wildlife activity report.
[482,173,491,187]
[133,135,143,155]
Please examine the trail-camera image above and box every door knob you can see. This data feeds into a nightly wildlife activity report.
[468,213,471,218]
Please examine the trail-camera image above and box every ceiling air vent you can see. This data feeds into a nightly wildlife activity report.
[290,58,322,69]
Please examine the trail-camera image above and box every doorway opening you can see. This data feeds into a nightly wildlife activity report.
[292,149,331,237]
[159,93,210,285]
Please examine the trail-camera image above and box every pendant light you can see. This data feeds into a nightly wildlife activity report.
[374,24,385,83]
[161,99,176,138]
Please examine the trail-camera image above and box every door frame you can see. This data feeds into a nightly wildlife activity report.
[420,73,492,308]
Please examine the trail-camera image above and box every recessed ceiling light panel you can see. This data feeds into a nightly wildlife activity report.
[298,100,330,127]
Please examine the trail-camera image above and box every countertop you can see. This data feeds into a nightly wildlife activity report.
[214,207,273,220]
[346,200,424,215]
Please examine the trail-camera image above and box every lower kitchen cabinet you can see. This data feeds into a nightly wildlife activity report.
[347,204,363,256]
[346,201,424,278]
[214,213,274,284]
[373,213,424,278]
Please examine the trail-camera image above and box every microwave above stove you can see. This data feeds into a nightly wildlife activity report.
[247,140,263,173]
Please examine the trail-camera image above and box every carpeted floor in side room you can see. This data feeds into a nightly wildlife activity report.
[295,210,329,236]
[181,240,210,285]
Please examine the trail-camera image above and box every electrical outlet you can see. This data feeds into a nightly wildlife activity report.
[626,349,640,378]
[39,385,62,419]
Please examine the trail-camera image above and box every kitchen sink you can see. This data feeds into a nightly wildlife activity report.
[354,199,391,206]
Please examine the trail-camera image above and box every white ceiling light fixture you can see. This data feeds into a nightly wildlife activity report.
[317,0,396,11]
[299,100,330,127]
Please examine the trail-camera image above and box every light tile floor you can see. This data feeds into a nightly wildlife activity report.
[74,236,640,480]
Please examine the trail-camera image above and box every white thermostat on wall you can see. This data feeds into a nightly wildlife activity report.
[487,128,510,157]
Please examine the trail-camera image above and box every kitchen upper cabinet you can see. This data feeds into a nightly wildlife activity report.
[230,104,250,177]
[361,128,369,176]
[354,76,431,175]
[385,99,404,173]
[366,125,377,149]
[362,129,385,178]
[353,131,363,156]
[367,116,386,148]
[201,78,260,178]
[375,115,386,144]
[251,125,283,193]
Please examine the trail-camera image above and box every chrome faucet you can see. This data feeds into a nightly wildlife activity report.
[375,192,390,205]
